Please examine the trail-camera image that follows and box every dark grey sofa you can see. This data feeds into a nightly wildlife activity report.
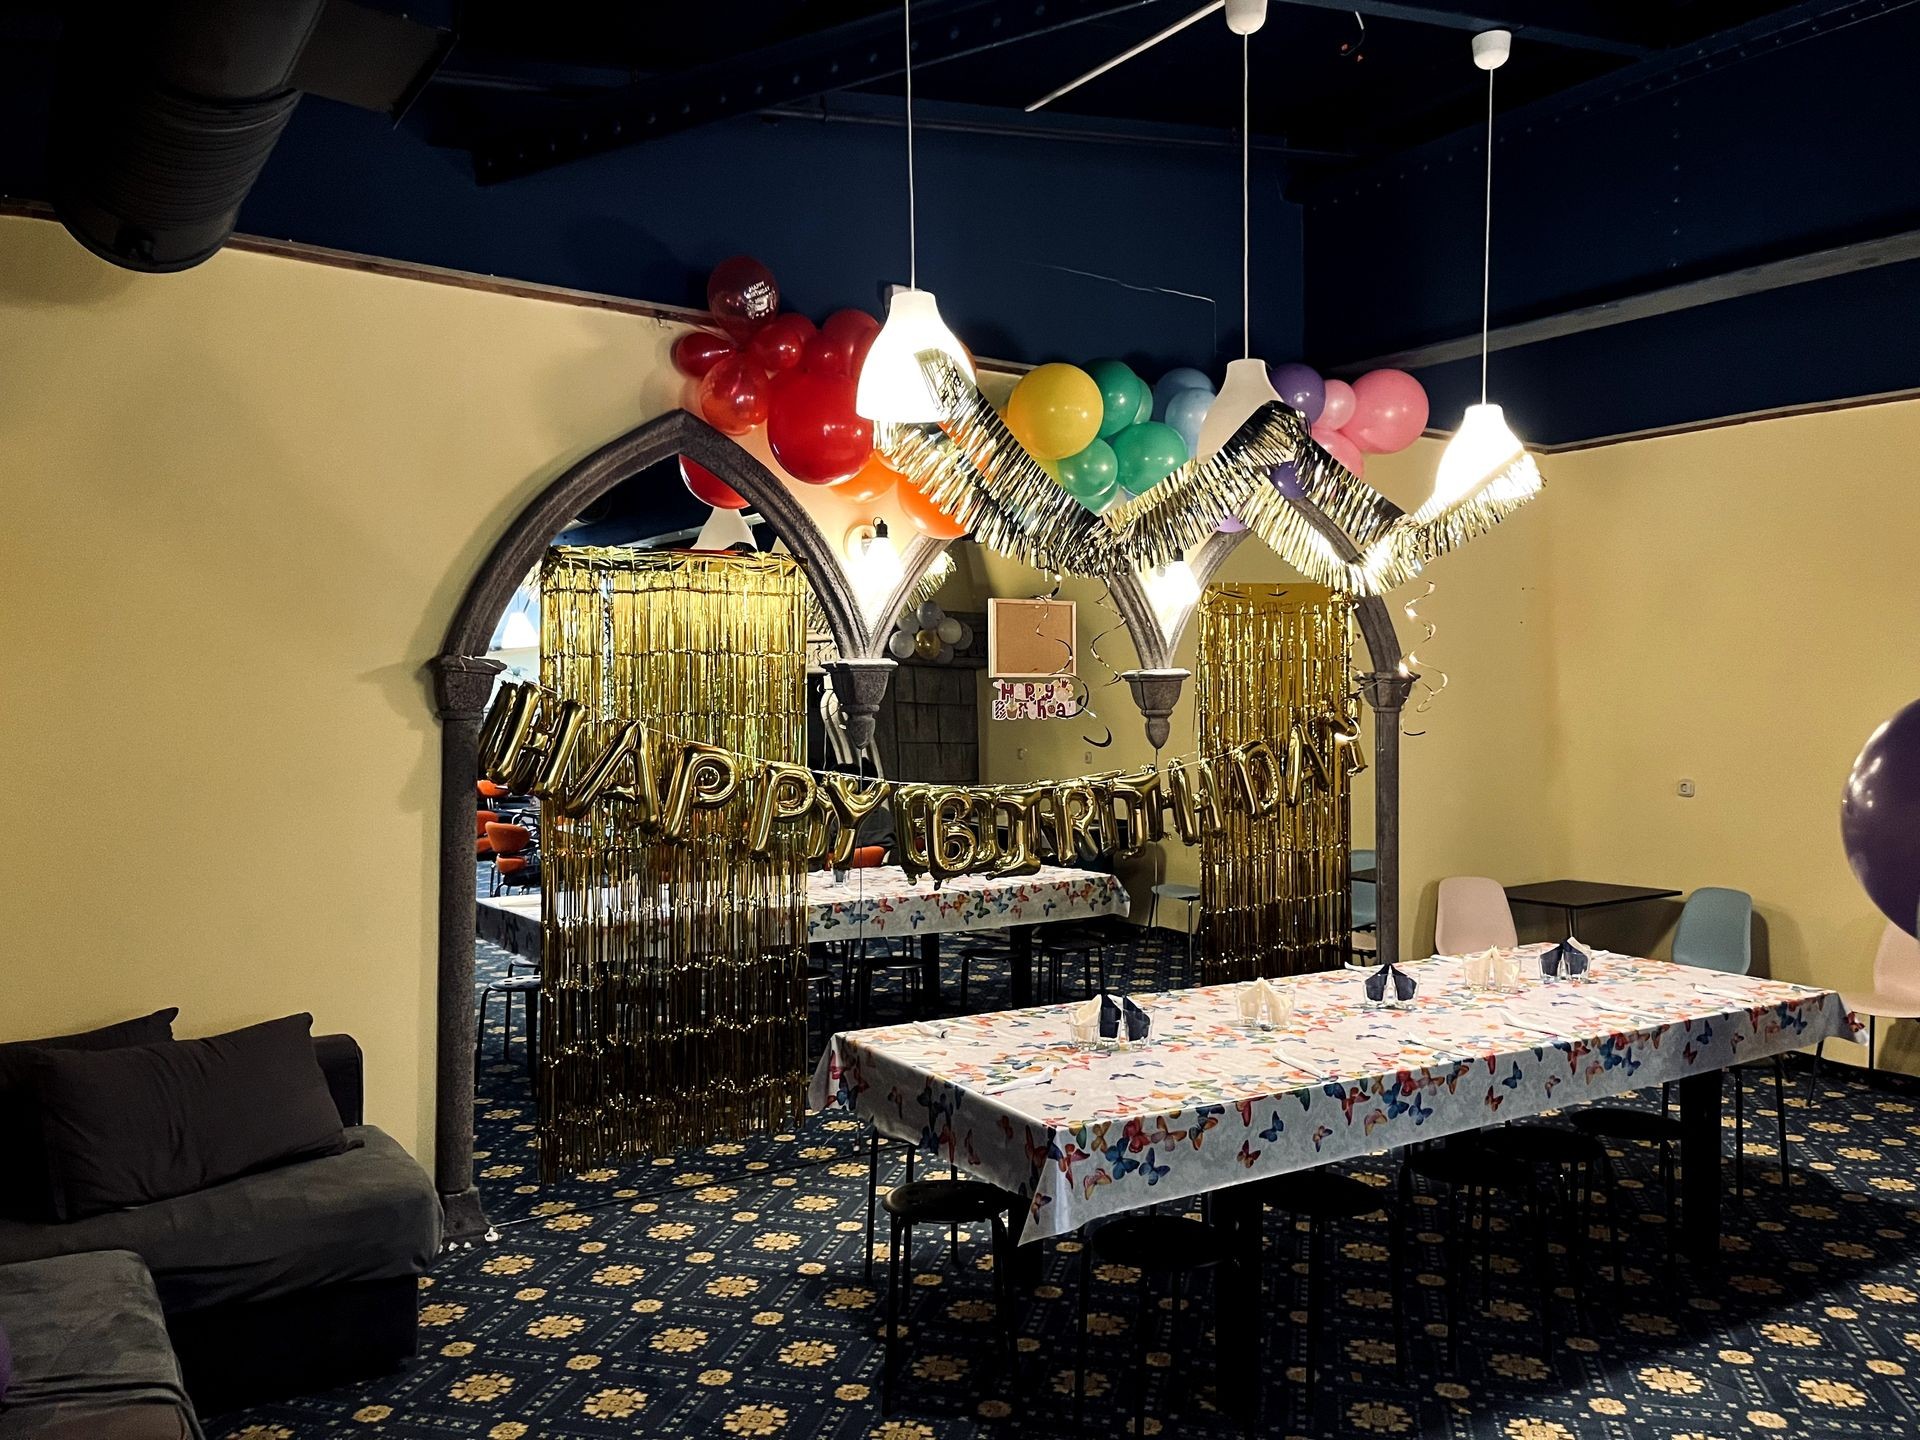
[0,1036,440,1413]
[0,1250,202,1439]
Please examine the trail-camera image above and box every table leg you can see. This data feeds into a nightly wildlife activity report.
[1009,925,1035,1009]
[918,933,940,1017]
[1210,1182,1264,1424]
[1678,1068,1723,1269]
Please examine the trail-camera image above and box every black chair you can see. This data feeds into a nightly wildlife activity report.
[1075,1213,1236,1437]
[881,1176,1021,1413]
[1036,923,1109,1001]
[804,944,836,1044]
[957,944,1000,1010]
[1258,1168,1407,1410]
[842,936,926,1023]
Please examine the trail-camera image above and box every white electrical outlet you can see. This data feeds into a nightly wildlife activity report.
[1084,750,1094,765]
[1677,778,1696,798]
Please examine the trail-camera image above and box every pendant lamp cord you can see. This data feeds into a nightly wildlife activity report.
[1480,63,1493,404]
[1241,35,1250,359]
[904,0,917,290]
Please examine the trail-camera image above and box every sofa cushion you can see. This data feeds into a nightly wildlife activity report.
[0,1250,203,1440]
[0,1127,439,1316]
[0,1011,178,1222]
[31,1015,347,1221]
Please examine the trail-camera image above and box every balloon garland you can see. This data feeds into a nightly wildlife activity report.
[481,680,1364,885]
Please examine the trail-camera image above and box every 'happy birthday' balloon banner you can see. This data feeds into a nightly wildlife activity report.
[480,682,1364,885]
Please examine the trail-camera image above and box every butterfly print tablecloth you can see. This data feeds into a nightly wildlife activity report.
[805,864,1129,944]
[809,951,1855,1243]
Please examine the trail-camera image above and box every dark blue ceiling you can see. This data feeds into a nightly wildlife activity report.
[2,0,1916,450]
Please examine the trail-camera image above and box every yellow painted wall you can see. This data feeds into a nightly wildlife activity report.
[0,214,922,1160]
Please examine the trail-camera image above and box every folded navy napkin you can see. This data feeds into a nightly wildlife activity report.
[1092,993,1153,1041]
[1364,961,1418,1004]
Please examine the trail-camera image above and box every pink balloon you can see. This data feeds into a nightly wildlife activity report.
[1320,378,1356,431]
[1346,369,1430,454]
[1312,423,1366,477]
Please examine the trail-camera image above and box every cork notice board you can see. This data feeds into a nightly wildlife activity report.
[987,598,1076,678]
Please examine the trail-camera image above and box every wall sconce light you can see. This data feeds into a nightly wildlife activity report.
[1142,557,1200,637]
[846,517,903,617]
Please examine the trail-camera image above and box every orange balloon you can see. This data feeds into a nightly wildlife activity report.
[899,479,968,539]
[832,452,900,505]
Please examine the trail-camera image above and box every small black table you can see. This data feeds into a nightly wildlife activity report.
[1504,879,1681,938]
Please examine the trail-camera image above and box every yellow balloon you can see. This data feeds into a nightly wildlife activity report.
[1006,363,1103,461]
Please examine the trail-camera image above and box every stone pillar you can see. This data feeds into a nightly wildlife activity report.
[1121,668,1191,750]
[824,657,897,757]
[1356,670,1418,967]
[430,653,504,1245]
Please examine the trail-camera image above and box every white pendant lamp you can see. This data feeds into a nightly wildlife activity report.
[1196,36,1281,460]
[1420,29,1540,525]
[855,0,975,424]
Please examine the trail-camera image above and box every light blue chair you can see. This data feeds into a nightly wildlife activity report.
[1571,886,1786,1202]
[1350,849,1378,939]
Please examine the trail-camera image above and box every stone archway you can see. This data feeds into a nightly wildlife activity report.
[427,410,877,1239]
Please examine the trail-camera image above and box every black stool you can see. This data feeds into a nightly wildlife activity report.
[958,944,1000,1010]
[882,1177,1020,1413]
[1565,1102,1677,1265]
[1258,1168,1407,1409]
[1075,1213,1235,1437]
[1037,924,1108,1001]
[475,973,541,1079]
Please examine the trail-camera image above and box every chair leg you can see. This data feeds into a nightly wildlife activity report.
[949,1160,960,1269]
[1075,1237,1091,1432]
[473,989,489,1066]
[1387,1204,1408,1384]
[883,1212,904,1414]
[1304,1216,1321,1413]
[1774,1055,1789,1185]
[865,1131,881,1284]
[526,989,540,1081]
[1734,1071,1746,1197]
[1130,1275,1151,1439]
[501,986,513,1061]
[991,1217,1014,1368]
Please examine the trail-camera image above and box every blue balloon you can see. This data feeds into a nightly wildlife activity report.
[1151,367,1213,421]
[1164,386,1213,457]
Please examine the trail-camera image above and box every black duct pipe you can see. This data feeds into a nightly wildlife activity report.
[51,1,329,272]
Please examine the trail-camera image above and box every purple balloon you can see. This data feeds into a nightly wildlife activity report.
[1842,696,1920,937]
[1269,362,1325,425]
[1216,514,1247,533]
[1270,462,1304,500]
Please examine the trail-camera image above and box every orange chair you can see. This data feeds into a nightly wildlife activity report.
[485,822,535,895]
[476,810,500,859]
[478,780,511,801]
[850,845,886,869]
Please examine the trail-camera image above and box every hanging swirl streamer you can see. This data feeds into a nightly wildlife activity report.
[1397,580,1449,735]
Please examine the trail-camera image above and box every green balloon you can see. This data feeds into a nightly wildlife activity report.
[1056,438,1119,509]
[1110,420,1188,495]
[1086,359,1151,440]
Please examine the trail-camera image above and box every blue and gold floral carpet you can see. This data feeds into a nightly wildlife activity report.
[221,931,1920,1439]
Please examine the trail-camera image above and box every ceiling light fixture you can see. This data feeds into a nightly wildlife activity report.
[693,506,757,553]
[1418,29,1541,527]
[856,0,975,425]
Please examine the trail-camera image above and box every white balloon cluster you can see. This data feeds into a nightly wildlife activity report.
[886,599,973,664]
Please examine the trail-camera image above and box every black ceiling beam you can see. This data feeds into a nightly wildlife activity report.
[1268,0,1655,56]
[470,0,1163,184]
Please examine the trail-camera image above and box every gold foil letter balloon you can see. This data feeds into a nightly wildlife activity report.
[1225,740,1283,818]
[659,743,741,840]
[926,788,981,882]
[1165,758,1223,844]
[890,784,934,881]
[477,682,535,783]
[746,762,819,854]
[1101,768,1165,851]
[550,717,653,820]
[979,789,1042,877]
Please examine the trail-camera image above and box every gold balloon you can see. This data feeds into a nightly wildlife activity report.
[477,682,535,783]
[800,791,838,864]
[658,743,740,840]
[824,771,891,829]
[913,628,942,660]
[969,790,1004,872]
[553,717,658,822]
[979,788,1042,877]
[1047,781,1100,861]
[890,784,934,881]
[1102,768,1165,850]
[926,788,980,882]
[527,700,588,797]
[745,762,818,854]
[1166,758,1222,844]
[1322,708,1368,776]
[1285,722,1307,807]
[1225,740,1282,818]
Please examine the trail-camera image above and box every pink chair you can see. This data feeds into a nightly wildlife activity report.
[1831,923,1920,1070]
[1434,876,1518,955]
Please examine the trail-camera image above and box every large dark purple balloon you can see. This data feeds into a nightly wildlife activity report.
[1269,362,1325,425]
[1271,462,1304,499]
[1842,696,1920,937]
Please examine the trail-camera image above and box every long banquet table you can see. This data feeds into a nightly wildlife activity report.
[477,863,1130,1009]
[811,948,1854,1413]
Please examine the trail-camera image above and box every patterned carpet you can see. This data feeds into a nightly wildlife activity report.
[219,924,1920,1440]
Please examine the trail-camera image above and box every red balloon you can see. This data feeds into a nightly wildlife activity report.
[706,256,780,340]
[747,313,817,374]
[766,370,873,484]
[680,456,747,510]
[696,355,769,435]
[804,308,882,378]
[1311,423,1366,478]
[1346,369,1431,454]
[671,329,735,379]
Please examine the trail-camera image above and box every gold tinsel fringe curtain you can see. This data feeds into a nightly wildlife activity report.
[538,548,809,1180]
[1197,584,1355,981]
